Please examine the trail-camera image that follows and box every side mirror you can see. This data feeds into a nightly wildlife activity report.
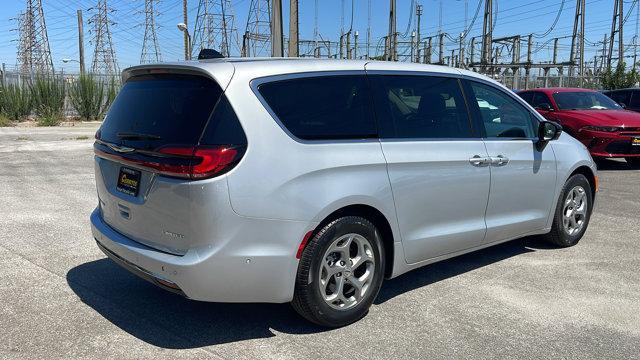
[619,102,627,109]
[536,103,553,111]
[539,120,562,142]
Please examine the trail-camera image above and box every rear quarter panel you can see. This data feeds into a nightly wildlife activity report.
[222,67,401,243]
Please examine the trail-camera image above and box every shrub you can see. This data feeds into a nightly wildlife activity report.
[601,61,639,90]
[31,75,66,120]
[0,113,13,127]
[0,82,32,121]
[102,77,118,117]
[68,74,104,120]
[37,113,63,127]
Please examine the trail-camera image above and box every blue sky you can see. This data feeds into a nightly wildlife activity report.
[0,0,636,73]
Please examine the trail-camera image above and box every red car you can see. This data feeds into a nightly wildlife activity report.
[518,87,640,165]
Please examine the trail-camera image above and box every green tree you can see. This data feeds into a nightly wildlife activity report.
[601,61,639,90]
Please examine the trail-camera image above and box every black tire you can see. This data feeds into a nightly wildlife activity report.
[542,174,593,247]
[626,157,640,168]
[291,216,385,327]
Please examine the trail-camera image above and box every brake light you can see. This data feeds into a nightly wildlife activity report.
[94,144,243,180]
[157,146,242,179]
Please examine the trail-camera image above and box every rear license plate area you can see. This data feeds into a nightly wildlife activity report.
[116,167,141,196]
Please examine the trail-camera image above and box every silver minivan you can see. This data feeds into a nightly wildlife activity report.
[91,59,597,327]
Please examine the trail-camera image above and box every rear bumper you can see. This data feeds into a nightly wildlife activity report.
[576,130,640,158]
[90,208,315,303]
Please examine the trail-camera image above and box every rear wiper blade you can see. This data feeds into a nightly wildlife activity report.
[116,132,162,140]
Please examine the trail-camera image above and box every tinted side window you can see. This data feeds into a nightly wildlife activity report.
[530,92,552,108]
[200,95,247,145]
[467,81,537,138]
[630,91,640,108]
[608,90,631,107]
[369,75,473,138]
[258,75,376,140]
[518,92,534,104]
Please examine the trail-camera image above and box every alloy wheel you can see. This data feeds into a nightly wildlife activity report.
[562,185,588,236]
[318,233,375,310]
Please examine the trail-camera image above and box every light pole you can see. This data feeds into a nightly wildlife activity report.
[177,23,191,60]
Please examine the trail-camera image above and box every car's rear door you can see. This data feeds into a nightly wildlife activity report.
[367,71,490,264]
[463,79,557,243]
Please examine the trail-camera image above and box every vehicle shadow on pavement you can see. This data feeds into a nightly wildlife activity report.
[595,158,639,171]
[375,236,552,304]
[66,236,551,348]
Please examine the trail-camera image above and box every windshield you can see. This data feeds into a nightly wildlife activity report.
[552,91,622,110]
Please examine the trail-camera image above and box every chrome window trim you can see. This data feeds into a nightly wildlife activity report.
[250,71,381,145]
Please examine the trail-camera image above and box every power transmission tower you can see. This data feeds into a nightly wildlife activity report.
[192,0,241,58]
[569,0,585,83]
[243,0,271,57]
[140,0,162,64]
[481,0,493,67]
[17,0,54,74]
[608,0,624,69]
[89,0,119,75]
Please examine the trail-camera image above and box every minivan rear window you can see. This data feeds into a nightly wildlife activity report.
[100,74,223,150]
[258,75,377,140]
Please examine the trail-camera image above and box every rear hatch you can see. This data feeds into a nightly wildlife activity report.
[94,70,246,255]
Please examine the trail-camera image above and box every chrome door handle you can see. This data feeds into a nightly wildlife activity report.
[469,155,490,166]
[490,155,509,166]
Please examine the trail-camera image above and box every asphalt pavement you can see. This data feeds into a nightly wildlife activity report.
[0,125,639,359]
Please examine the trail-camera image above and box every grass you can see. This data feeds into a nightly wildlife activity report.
[37,114,63,127]
[0,82,32,121]
[31,75,65,124]
[69,74,119,121]
[0,113,13,127]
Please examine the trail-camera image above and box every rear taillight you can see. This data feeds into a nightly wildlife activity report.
[94,144,244,180]
[158,146,241,179]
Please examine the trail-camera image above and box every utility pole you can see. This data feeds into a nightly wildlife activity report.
[367,0,371,59]
[416,4,423,63]
[183,0,188,60]
[438,32,445,65]
[77,10,85,73]
[608,0,624,69]
[459,32,465,68]
[481,0,493,67]
[387,0,396,61]
[271,0,283,56]
[524,34,532,89]
[245,0,271,57]
[411,31,416,63]
[470,37,476,65]
[425,37,432,64]
[288,0,298,57]
[354,31,359,59]
[89,0,118,75]
[140,0,162,64]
